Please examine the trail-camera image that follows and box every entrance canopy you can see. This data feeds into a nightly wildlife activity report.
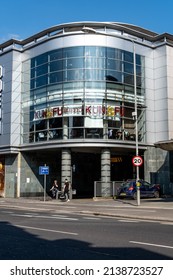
[155,139,173,151]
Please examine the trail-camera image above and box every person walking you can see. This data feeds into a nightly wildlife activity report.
[63,178,70,201]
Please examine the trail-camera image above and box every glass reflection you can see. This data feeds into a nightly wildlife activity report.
[22,45,145,144]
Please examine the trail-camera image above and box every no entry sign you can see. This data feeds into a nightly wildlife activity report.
[132,156,143,166]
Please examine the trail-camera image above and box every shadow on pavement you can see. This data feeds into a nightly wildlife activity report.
[0,221,172,260]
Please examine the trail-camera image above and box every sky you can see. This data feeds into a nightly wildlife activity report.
[0,0,173,43]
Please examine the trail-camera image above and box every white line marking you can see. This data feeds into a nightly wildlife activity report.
[52,214,68,218]
[1,211,14,214]
[83,217,100,220]
[15,224,78,236]
[130,240,173,249]
[118,219,138,223]
[11,214,33,218]
[11,213,78,221]
[160,222,173,225]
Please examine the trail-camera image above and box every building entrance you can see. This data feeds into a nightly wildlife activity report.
[72,153,101,198]
[111,154,144,181]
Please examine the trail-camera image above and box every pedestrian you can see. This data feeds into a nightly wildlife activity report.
[63,178,70,201]
[50,180,59,199]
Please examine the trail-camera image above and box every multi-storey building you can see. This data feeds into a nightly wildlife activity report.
[0,22,172,198]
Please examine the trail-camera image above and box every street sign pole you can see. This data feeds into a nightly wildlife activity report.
[132,156,143,206]
[44,164,46,202]
[39,164,49,202]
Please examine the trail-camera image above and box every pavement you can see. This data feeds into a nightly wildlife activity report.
[1,196,173,222]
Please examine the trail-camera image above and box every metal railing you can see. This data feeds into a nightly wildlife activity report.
[94,181,123,198]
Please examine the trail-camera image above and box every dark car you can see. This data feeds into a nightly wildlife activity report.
[117,179,160,199]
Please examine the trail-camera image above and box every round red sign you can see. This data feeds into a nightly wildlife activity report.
[132,156,143,166]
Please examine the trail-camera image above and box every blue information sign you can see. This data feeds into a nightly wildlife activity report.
[39,166,49,175]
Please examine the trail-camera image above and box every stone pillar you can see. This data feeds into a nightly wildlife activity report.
[61,148,71,188]
[16,152,21,198]
[63,117,68,139]
[101,148,111,196]
[103,120,108,139]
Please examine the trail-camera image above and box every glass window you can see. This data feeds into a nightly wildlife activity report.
[50,60,63,72]
[49,49,63,61]
[63,70,84,81]
[34,53,48,66]
[50,72,63,83]
[107,59,122,71]
[35,75,48,88]
[63,58,84,69]
[106,70,122,83]
[63,46,84,58]
[136,54,142,65]
[124,73,133,85]
[85,69,105,81]
[124,51,133,63]
[85,46,105,58]
[36,64,48,77]
[85,46,96,57]
[124,62,133,74]
[107,48,122,59]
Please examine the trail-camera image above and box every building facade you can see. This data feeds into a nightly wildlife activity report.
[0,22,173,198]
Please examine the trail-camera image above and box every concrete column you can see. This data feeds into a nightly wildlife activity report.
[101,148,111,196]
[61,148,71,188]
[101,148,111,181]
[63,117,68,139]
[17,152,21,198]
[103,120,108,139]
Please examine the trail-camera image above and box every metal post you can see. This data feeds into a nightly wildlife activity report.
[133,42,140,206]
[44,163,46,202]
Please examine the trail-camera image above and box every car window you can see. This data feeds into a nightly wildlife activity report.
[143,181,151,188]
[123,182,131,188]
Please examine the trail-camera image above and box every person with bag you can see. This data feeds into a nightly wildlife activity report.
[50,180,59,199]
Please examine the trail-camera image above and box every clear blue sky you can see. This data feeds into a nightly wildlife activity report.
[0,0,173,43]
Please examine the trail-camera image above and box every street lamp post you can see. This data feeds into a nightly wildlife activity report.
[132,41,140,206]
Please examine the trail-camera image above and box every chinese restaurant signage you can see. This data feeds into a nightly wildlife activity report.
[33,104,124,121]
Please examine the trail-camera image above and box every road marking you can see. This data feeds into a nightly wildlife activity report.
[15,224,78,236]
[1,211,14,214]
[83,217,101,220]
[130,240,173,249]
[116,208,156,213]
[160,222,173,226]
[118,219,138,223]
[11,214,33,218]
[52,214,68,218]
[11,213,78,221]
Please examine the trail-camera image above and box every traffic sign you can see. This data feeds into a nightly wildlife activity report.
[132,156,143,166]
[39,166,49,175]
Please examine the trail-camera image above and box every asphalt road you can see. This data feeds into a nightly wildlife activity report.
[0,205,173,260]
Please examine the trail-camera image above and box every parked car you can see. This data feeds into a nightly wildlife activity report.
[117,179,161,199]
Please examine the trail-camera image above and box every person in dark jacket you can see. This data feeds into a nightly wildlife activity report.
[63,178,70,201]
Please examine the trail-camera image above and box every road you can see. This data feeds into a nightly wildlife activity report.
[0,202,173,260]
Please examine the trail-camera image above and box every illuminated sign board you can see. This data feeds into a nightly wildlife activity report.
[33,104,124,121]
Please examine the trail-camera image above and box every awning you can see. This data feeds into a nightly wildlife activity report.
[155,139,173,151]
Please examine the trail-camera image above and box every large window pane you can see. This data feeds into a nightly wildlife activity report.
[49,49,63,61]
[50,72,63,83]
[50,60,63,72]
[63,58,84,69]
[63,46,84,58]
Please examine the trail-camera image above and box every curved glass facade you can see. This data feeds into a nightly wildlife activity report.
[21,46,145,144]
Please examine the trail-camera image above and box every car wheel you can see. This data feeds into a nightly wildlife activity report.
[154,191,160,198]
[133,192,137,200]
